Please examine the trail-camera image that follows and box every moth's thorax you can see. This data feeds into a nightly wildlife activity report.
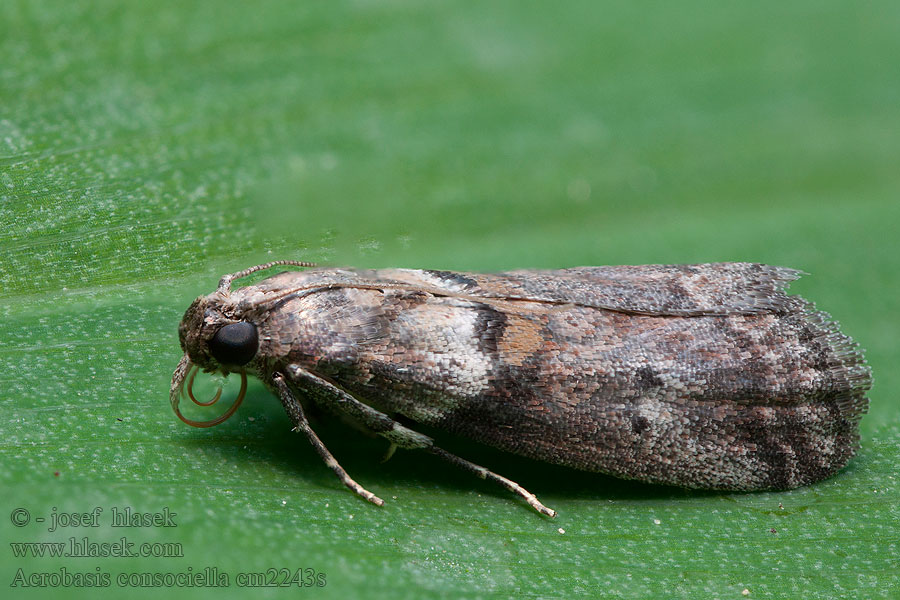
[257,286,389,374]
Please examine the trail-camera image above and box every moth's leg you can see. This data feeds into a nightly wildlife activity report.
[282,365,557,517]
[425,447,557,518]
[271,372,384,507]
[283,365,433,451]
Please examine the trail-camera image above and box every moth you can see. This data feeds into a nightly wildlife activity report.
[171,261,871,517]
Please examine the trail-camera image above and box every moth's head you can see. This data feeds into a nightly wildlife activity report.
[171,293,257,428]
[178,294,260,373]
[171,260,318,428]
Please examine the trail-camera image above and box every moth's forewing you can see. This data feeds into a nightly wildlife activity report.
[249,264,869,491]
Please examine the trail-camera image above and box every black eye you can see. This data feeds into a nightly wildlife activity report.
[209,322,259,366]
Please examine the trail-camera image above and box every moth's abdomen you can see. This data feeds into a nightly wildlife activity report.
[424,299,871,491]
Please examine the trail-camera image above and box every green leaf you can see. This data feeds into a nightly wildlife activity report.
[3,1,898,598]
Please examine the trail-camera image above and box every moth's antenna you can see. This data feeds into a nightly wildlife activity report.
[217,260,318,292]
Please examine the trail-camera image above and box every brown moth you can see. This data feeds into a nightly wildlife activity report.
[171,261,871,517]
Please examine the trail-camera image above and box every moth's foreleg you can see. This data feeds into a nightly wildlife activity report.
[282,365,557,517]
[271,373,384,507]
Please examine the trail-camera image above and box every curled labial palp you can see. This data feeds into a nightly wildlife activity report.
[170,356,247,428]
[186,366,222,406]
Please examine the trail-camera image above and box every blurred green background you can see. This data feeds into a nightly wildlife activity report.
[2,1,898,598]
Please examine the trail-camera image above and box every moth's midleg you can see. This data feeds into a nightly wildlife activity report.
[283,365,557,517]
[272,373,384,507]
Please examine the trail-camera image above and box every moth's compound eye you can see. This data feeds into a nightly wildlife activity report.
[209,322,259,366]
